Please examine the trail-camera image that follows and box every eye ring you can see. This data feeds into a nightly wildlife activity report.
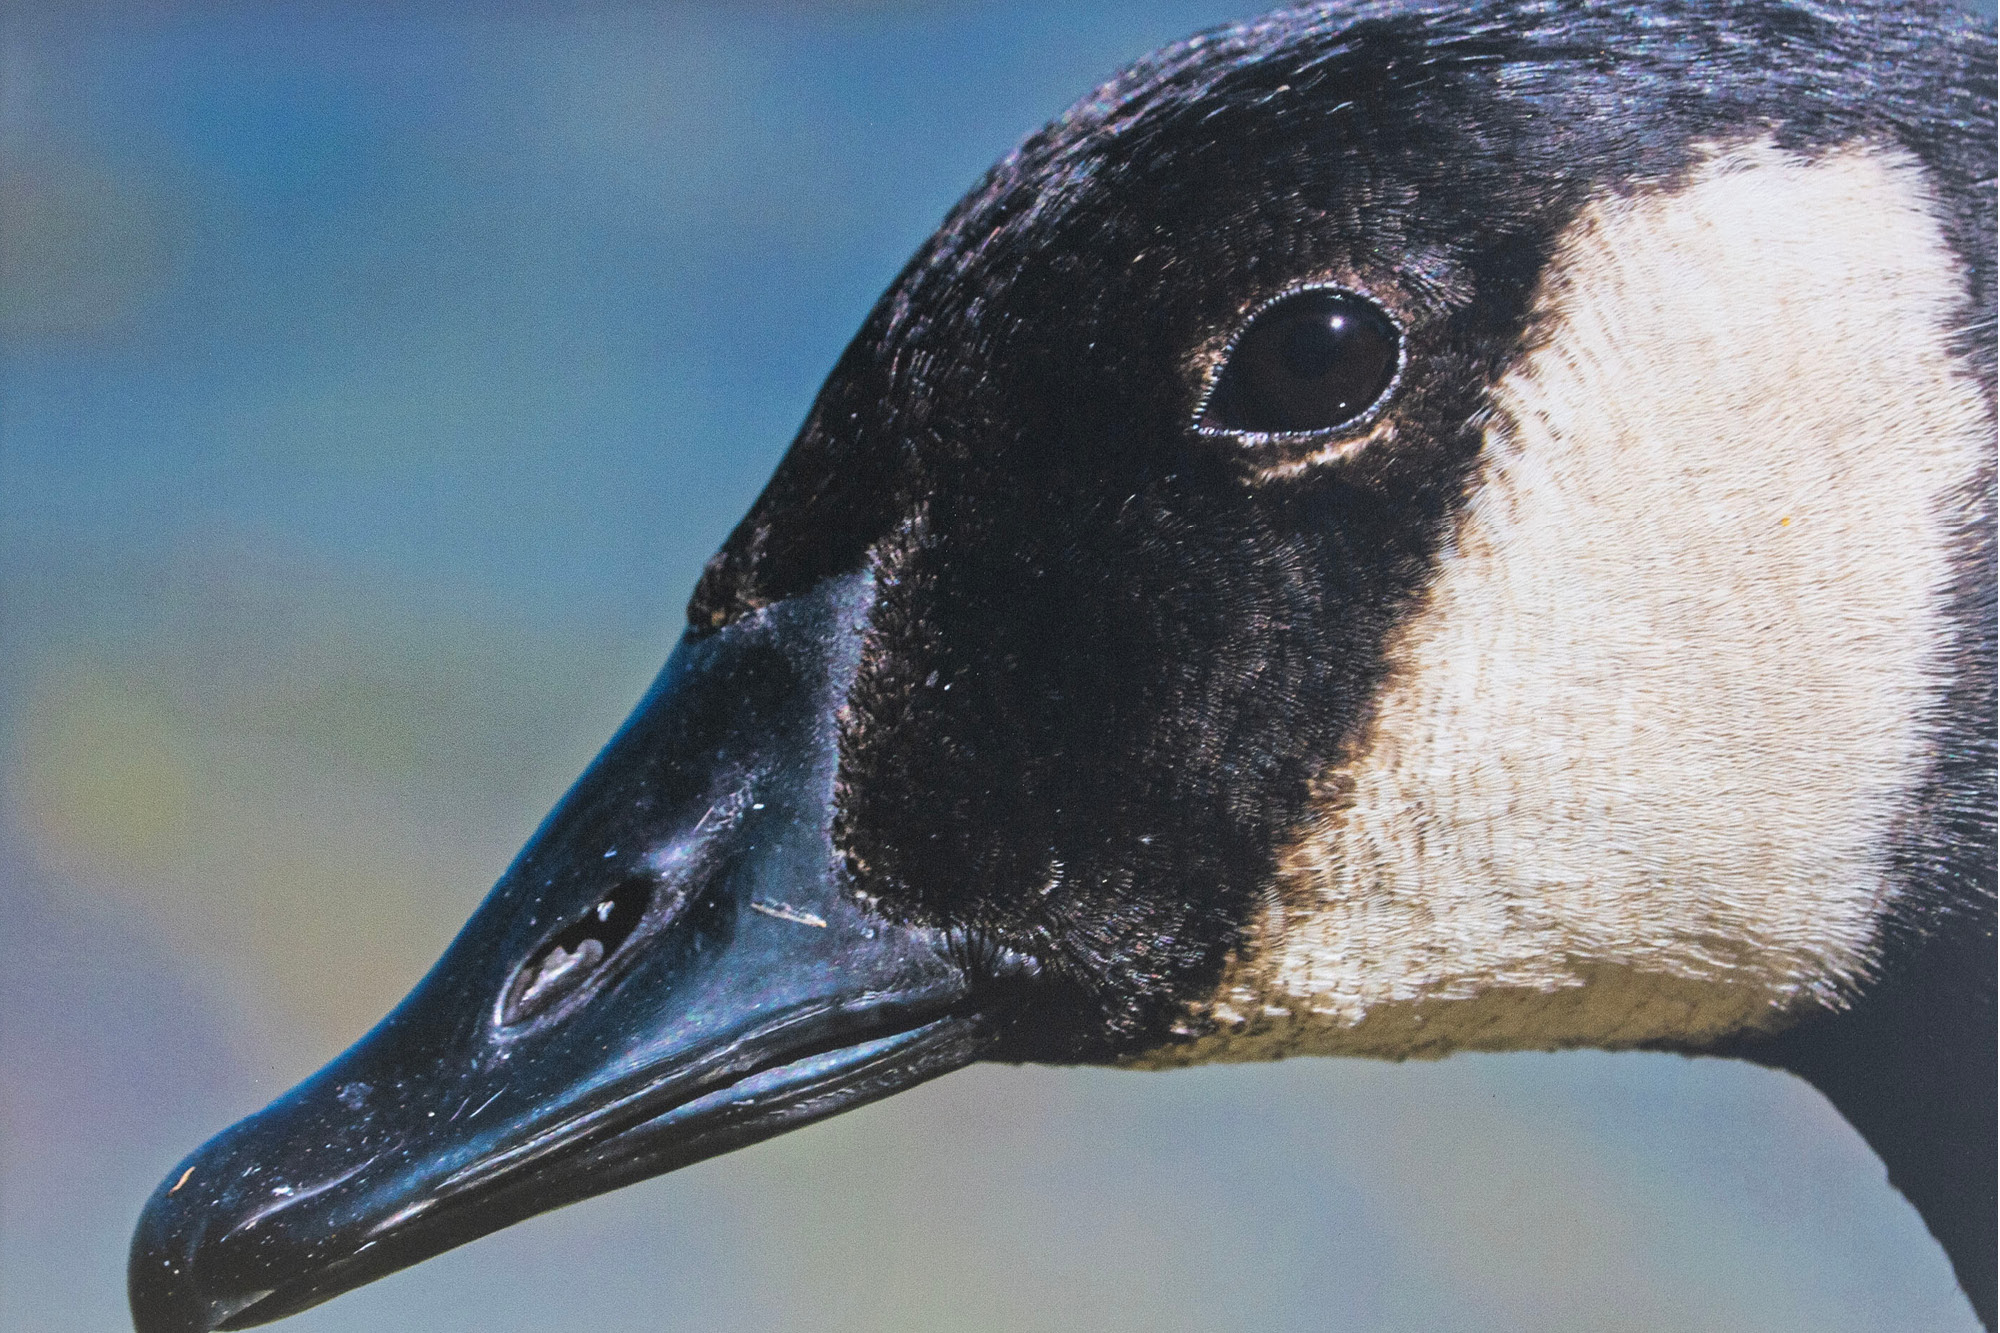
[1195,285,1404,440]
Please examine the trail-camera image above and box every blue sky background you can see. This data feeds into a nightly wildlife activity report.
[1,3,1992,1330]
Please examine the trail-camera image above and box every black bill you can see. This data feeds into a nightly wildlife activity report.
[129,572,1002,1333]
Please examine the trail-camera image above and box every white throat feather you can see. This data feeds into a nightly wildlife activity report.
[1148,140,1991,1066]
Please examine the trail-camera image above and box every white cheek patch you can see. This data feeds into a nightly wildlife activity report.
[1155,140,1990,1065]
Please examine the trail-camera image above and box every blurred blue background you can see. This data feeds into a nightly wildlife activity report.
[2,3,1992,1330]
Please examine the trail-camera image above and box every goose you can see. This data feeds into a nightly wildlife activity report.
[129,1,1996,1328]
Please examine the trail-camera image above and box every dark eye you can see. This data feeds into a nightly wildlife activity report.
[1199,289,1400,435]
[499,876,654,1027]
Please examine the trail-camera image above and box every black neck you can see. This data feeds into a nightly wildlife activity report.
[1728,905,1996,1328]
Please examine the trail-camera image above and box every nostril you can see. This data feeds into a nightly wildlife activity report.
[499,876,654,1028]
[516,938,602,1013]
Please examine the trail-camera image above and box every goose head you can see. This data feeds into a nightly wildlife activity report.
[131,2,1996,1329]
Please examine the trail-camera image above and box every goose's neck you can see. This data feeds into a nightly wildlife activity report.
[1728,905,1996,1329]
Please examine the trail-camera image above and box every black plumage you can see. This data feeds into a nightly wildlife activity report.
[131,4,1997,1329]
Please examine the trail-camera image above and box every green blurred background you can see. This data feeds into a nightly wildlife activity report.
[2,3,1992,1330]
